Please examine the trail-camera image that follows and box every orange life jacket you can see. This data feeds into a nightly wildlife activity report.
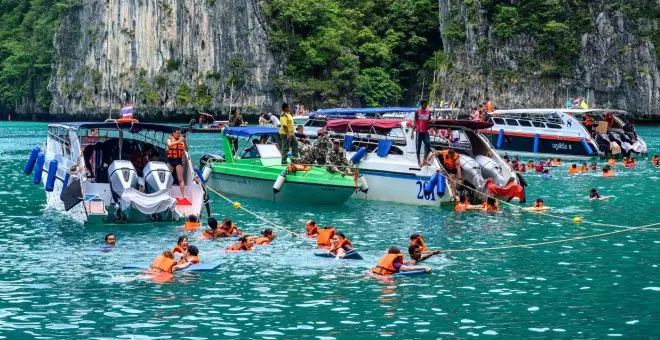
[150,255,177,273]
[184,221,201,231]
[317,228,335,247]
[526,163,534,169]
[178,255,199,265]
[411,235,428,252]
[486,202,499,211]
[580,165,588,172]
[441,150,460,170]
[254,237,271,245]
[371,253,404,275]
[173,245,186,254]
[653,157,660,166]
[486,101,494,113]
[568,166,580,174]
[584,115,594,126]
[226,242,252,251]
[306,224,318,236]
[455,202,467,211]
[223,225,240,235]
[167,136,185,159]
[330,238,353,255]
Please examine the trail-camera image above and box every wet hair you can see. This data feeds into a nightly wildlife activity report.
[528,160,533,163]
[177,236,188,245]
[542,169,550,174]
[208,217,218,230]
[172,128,181,133]
[487,197,497,206]
[536,198,544,203]
[603,165,611,171]
[447,149,456,156]
[238,235,249,243]
[187,245,199,256]
[459,195,468,203]
[571,164,577,168]
[296,125,304,130]
[187,215,198,222]
[162,250,174,258]
[335,232,345,239]
[590,188,597,193]
[306,220,317,227]
[409,234,421,241]
[105,233,115,242]
[582,162,587,166]
[222,219,232,227]
[387,246,402,254]
[282,103,290,111]
[262,229,273,237]
[324,225,335,230]
[408,244,421,256]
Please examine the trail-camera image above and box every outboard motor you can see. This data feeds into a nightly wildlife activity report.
[108,160,139,200]
[475,155,508,187]
[143,161,174,194]
[459,155,486,192]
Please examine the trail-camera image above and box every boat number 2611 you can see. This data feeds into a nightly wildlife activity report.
[415,181,436,201]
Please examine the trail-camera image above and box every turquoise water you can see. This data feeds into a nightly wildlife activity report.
[0,122,658,338]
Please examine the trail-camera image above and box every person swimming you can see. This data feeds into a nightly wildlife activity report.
[149,250,191,274]
[371,246,432,275]
[527,160,534,169]
[589,188,601,199]
[226,235,253,251]
[201,217,222,239]
[602,165,615,177]
[533,198,544,208]
[608,156,616,166]
[178,245,199,265]
[220,218,242,236]
[484,197,500,212]
[184,214,200,231]
[626,157,636,168]
[568,164,580,174]
[329,232,354,258]
[249,229,275,245]
[534,161,544,172]
[580,162,588,172]
[454,195,485,211]
[541,169,551,179]
[317,225,336,249]
[409,234,429,254]
[590,162,598,170]
[407,244,441,265]
[652,155,660,167]
[173,236,189,259]
[305,220,318,236]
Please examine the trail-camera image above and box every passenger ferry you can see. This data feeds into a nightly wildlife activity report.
[565,109,648,157]
[25,121,206,224]
[482,109,600,160]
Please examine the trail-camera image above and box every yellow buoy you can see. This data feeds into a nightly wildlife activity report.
[573,217,582,223]
[233,202,241,209]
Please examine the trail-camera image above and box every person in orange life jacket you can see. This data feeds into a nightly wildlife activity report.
[410,99,432,167]
[220,218,242,236]
[407,244,440,265]
[433,148,462,200]
[527,160,534,169]
[178,245,199,265]
[608,156,616,166]
[317,225,336,248]
[183,214,201,231]
[485,97,494,113]
[201,217,223,239]
[568,163,580,174]
[602,165,615,177]
[226,235,253,251]
[483,197,500,212]
[166,128,186,199]
[580,162,589,172]
[454,195,485,211]
[173,236,189,259]
[652,155,660,167]
[371,247,432,275]
[409,234,431,255]
[149,250,191,274]
[328,232,353,258]
[248,229,275,245]
[583,113,595,133]
[305,220,318,236]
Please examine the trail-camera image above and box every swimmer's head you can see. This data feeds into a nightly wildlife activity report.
[187,245,199,256]
[387,246,402,254]
[208,217,218,230]
[187,214,198,222]
[177,236,189,248]
[408,244,422,260]
[162,250,174,259]
[459,195,468,203]
[262,228,274,237]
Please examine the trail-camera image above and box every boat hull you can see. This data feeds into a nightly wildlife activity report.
[482,131,598,160]
[352,170,451,206]
[207,172,354,205]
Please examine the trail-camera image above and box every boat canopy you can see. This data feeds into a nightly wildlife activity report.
[49,122,188,133]
[428,119,493,130]
[223,126,279,137]
[310,107,416,118]
[324,119,406,133]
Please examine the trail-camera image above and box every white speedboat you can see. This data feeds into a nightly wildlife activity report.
[323,119,518,205]
[25,121,206,224]
[482,109,601,160]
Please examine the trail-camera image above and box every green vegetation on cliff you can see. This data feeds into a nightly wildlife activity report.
[0,0,78,113]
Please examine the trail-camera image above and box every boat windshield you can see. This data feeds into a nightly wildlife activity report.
[233,134,279,159]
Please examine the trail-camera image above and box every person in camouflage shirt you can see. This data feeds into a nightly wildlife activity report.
[313,131,333,165]
[296,139,315,165]
[326,139,353,176]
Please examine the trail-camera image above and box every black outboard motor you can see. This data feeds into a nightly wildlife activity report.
[200,153,225,168]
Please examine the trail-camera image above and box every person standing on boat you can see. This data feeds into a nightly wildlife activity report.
[410,99,432,167]
[166,128,186,199]
[229,109,243,127]
[279,103,296,165]
[434,149,462,200]
[583,113,595,134]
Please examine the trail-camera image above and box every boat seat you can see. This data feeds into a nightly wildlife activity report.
[376,140,393,157]
[343,135,354,151]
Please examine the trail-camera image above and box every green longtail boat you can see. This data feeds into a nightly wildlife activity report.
[202,127,356,204]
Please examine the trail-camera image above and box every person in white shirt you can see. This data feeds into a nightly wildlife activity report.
[265,113,280,127]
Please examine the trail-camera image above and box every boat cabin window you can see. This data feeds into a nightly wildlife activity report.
[532,121,546,128]
[492,118,505,125]
[305,119,327,128]
[518,120,532,127]
[546,123,562,129]
[505,119,519,126]
[387,128,405,139]
[255,144,282,159]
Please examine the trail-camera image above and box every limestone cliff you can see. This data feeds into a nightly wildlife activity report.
[49,0,277,117]
[435,0,658,118]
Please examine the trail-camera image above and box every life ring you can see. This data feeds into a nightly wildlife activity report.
[68,163,81,175]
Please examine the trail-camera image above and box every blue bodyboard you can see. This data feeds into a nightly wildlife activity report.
[393,270,428,277]
[123,263,221,272]
[313,250,363,260]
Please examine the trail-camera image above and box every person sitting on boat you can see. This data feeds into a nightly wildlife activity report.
[568,164,580,174]
[583,113,595,133]
[580,162,589,172]
[410,100,432,167]
[313,131,332,165]
[371,247,432,275]
[305,220,318,236]
[173,236,189,259]
[407,244,441,265]
[605,111,615,128]
[470,107,480,121]
[434,149,462,200]
[326,140,353,176]
[166,128,186,199]
[295,125,308,141]
[602,165,615,177]
[258,113,268,126]
[243,139,260,158]
[220,219,242,236]
[183,215,201,231]
[149,250,191,274]
[485,98,494,113]
[652,155,660,167]
[265,112,280,127]
[178,245,200,265]
[248,229,275,245]
[454,195,485,211]
[297,139,315,165]
[409,234,430,254]
[317,226,336,249]
[589,188,602,200]
[226,236,253,252]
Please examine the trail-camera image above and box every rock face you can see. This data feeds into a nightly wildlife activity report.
[436,0,659,118]
[49,0,278,117]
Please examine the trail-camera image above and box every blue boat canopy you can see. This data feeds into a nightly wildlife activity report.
[310,107,416,118]
[223,126,280,137]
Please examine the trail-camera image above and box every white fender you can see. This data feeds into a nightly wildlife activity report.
[202,165,212,182]
[273,171,287,193]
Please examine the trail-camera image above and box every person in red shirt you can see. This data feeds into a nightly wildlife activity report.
[409,99,432,167]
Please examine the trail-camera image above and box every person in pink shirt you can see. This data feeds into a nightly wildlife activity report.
[470,107,480,121]
[409,100,432,167]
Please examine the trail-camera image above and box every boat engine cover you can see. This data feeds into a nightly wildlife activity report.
[143,161,174,193]
[475,155,508,187]
[108,160,139,198]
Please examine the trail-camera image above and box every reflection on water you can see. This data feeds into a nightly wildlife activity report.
[0,122,658,338]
